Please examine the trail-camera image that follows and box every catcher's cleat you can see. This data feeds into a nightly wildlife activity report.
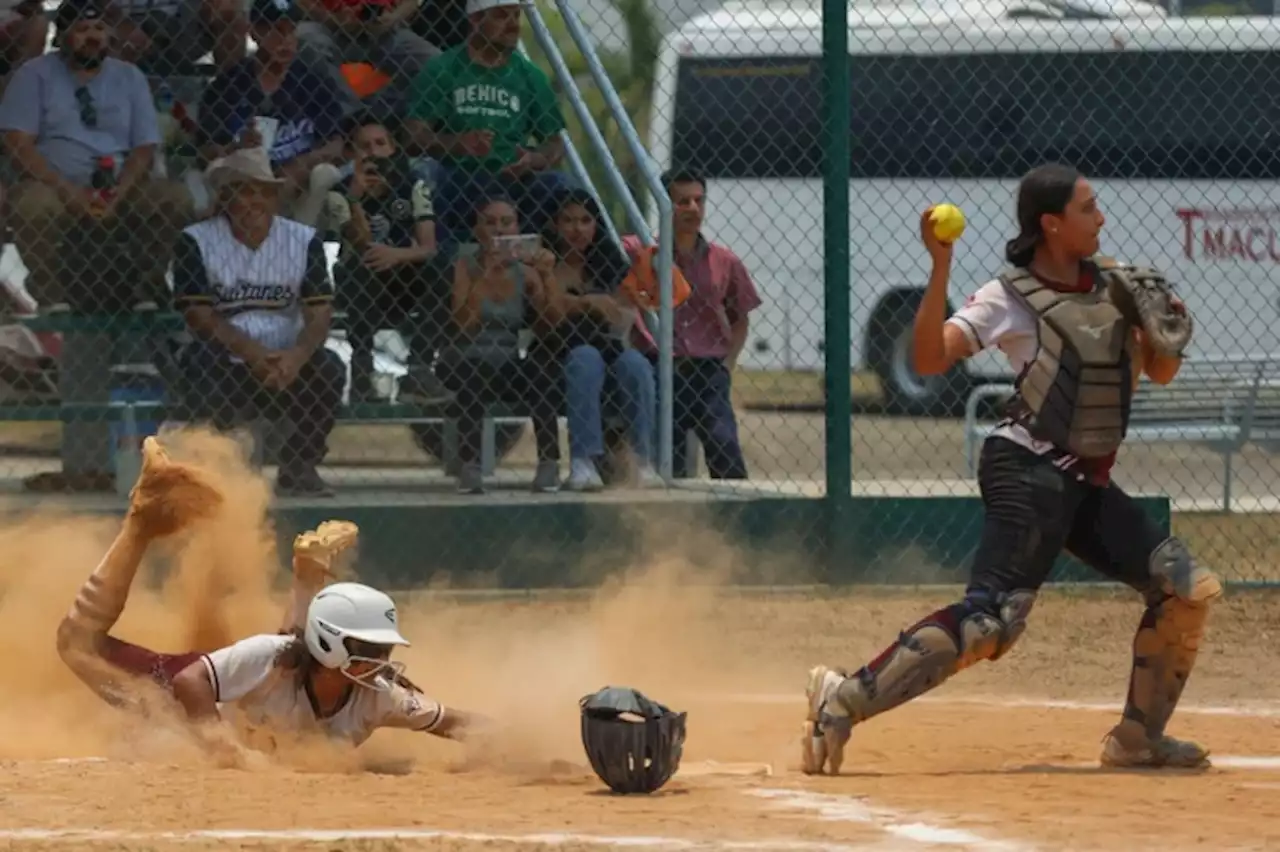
[801,665,853,775]
[126,436,223,537]
[292,520,360,581]
[1101,727,1211,770]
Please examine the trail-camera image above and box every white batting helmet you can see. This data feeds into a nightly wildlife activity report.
[303,582,410,689]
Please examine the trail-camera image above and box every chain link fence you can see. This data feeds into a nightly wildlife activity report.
[0,0,1273,586]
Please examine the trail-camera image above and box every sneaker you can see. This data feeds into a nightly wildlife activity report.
[457,463,484,494]
[802,664,854,775]
[292,520,359,583]
[1100,724,1210,770]
[275,466,335,498]
[564,458,603,493]
[532,460,560,493]
[398,369,454,406]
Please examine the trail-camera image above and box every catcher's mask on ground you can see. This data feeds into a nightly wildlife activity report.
[304,583,410,690]
[579,687,687,795]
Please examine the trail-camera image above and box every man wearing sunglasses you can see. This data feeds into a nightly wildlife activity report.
[0,0,193,312]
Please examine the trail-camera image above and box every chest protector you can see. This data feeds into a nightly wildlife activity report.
[1000,266,1136,459]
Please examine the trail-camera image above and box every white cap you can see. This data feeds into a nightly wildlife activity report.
[466,0,524,15]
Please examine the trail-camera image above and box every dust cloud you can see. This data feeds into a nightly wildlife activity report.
[0,427,800,776]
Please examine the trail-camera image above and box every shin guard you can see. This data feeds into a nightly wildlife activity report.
[1122,537,1221,740]
[835,590,1036,724]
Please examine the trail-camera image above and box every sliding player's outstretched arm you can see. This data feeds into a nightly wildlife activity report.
[376,676,495,749]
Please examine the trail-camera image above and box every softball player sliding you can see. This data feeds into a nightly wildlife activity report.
[55,437,485,765]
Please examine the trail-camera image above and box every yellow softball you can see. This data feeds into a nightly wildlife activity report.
[929,204,967,245]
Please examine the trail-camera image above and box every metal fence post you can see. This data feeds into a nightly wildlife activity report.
[822,0,852,575]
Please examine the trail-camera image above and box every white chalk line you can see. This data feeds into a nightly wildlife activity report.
[751,789,1028,851]
[0,827,908,851]
[44,755,1280,770]
[0,797,1021,852]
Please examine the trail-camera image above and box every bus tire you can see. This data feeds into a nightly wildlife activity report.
[410,422,528,475]
[868,291,972,418]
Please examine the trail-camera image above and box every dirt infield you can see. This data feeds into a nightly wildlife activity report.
[0,431,1277,852]
[2,588,1280,852]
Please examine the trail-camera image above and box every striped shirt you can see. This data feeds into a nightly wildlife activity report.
[173,216,333,355]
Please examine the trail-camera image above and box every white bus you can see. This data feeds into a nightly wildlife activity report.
[648,3,1280,414]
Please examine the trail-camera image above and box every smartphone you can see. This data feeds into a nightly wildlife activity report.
[492,234,541,263]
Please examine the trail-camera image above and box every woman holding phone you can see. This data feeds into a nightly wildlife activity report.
[436,194,565,494]
[537,189,660,491]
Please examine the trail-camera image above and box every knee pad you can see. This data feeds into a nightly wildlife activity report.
[948,589,1037,666]
[986,589,1037,662]
[1149,536,1222,605]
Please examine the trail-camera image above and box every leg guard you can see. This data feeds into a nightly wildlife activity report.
[834,589,1037,724]
[1120,537,1222,740]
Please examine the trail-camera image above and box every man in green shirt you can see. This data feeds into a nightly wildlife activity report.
[405,0,569,250]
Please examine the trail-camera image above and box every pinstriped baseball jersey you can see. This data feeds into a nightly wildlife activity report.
[173,216,333,357]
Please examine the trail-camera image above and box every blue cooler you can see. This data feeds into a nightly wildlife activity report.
[110,373,165,494]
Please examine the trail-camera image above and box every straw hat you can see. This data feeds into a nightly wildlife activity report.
[207,146,284,192]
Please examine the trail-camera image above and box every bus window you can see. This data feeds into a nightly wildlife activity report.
[670,57,824,178]
[669,50,1280,181]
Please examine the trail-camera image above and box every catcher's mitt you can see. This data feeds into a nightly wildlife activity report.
[580,686,686,795]
[1100,263,1193,358]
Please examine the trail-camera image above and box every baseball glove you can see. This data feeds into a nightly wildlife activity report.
[1101,263,1194,358]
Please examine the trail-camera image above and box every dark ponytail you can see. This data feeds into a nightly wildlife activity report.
[1004,163,1082,267]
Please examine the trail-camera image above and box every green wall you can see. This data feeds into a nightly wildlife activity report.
[265,495,1172,589]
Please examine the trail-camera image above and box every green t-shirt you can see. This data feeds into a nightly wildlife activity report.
[408,46,567,175]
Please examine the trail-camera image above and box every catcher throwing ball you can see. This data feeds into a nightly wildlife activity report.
[803,163,1221,775]
[55,437,489,766]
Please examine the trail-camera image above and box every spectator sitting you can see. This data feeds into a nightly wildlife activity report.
[625,168,761,480]
[540,188,659,492]
[405,0,569,253]
[196,0,344,227]
[436,194,562,494]
[294,0,439,119]
[107,0,246,76]
[173,146,345,498]
[325,114,440,400]
[0,0,48,76]
[0,0,193,313]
